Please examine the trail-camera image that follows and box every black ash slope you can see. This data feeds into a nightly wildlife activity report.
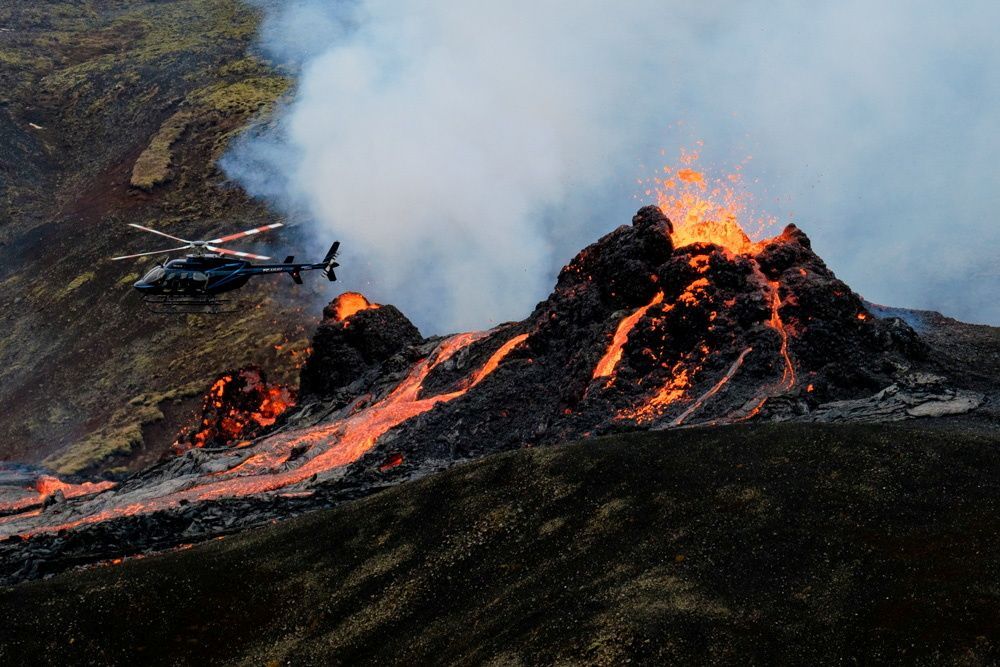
[2,422,999,666]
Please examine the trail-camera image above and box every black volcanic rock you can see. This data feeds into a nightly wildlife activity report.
[299,302,422,397]
[351,210,938,474]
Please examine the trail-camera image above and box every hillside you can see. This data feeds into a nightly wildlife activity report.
[2,421,999,665]
[0,0,315,476]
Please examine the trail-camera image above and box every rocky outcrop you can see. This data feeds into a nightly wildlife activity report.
[299,298,422,398]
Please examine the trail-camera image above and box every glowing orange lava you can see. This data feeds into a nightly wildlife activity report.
[173,370,295,455]
[1,330,531,536]
[670,347,753,427]
[593,292,664,380]
[0,476,115,514]
[333,292,379,321]
[646,146,776,255]
[767,281,796,390]
[619,362,693,424]
[468,333,530,387]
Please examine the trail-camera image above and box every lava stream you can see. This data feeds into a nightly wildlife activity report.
[592,292,664,381]
[619,363,693,424]
[1,330,531,537]
[0,476,115,514]
[767,280,796,390]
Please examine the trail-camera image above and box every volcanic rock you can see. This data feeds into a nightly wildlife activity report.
[171,367,293,455]
[300,294,422,397]
[0,206,988,584]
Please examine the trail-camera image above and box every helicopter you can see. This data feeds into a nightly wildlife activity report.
[112,222,340,313]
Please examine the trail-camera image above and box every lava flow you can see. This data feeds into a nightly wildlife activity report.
[0,329,531,536]
[767,281,796,391]
[0,476,115,514]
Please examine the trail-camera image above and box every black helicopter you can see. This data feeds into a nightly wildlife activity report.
[112,222,339,313]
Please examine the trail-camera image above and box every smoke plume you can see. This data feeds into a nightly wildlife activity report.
[225,0,1000,331]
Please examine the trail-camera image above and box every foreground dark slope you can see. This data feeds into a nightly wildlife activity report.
[3,422,998,665]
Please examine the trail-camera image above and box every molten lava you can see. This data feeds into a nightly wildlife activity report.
[5,329,532,535]
[172,368,294,456]
[593,293,664,381]
[333,292,379,321]
[619,362,693,424]
[468,334,530,387]
[0,475,115,514]
[768,281,797,391]
[648,146,776,254]
[671,347,753,426]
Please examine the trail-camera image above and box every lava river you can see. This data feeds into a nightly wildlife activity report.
[0,330,530,537]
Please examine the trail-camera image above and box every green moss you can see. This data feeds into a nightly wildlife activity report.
[130,111,192,190]
[43,411,154,475]
[117,272,140,286]
[43,384,204,475]
[189,77,289,115]
[54,270,95,299]
[0,0,316,472]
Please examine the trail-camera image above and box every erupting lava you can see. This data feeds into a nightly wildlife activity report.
[648,145,776,254]
[333,292,379,321]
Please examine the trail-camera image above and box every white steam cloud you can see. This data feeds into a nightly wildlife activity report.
[226,1,1000,331]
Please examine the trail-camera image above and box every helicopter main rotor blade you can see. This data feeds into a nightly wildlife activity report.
[128,223,192,244]
[206,222,283,245]
[205,245,271,261]
[111,245,191,261]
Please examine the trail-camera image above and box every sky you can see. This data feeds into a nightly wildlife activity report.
[225,0,1000,332]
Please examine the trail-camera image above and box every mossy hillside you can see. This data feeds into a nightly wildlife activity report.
[0,1,316,469]
[130,111,193,190]
[41,384,204,475]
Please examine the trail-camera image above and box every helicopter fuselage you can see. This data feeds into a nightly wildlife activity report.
[134,254,333,297]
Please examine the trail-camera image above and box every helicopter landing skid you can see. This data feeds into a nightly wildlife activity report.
[142,295,239,315]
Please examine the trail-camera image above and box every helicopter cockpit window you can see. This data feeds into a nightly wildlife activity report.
[142,266,166,284]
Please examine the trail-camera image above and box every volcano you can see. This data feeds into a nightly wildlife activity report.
[0,205,984,583]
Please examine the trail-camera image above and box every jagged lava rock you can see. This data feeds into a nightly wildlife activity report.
[299,293,422,397]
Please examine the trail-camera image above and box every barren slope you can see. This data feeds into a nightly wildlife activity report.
[2,422,998,665]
